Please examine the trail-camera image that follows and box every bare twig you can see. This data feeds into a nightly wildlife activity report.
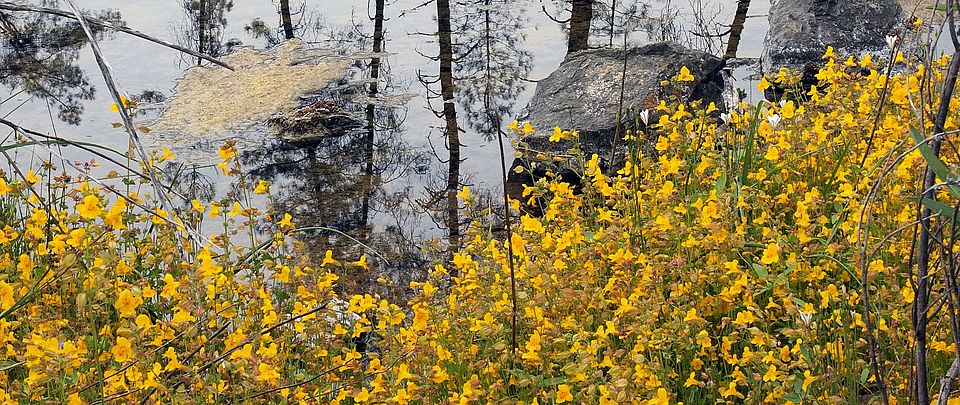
[914,0,960,400]
[66,1,209,249]
[0,1,234,70]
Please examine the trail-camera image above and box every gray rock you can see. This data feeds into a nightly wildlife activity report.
[762,0,903,74]
[521,42,726,165]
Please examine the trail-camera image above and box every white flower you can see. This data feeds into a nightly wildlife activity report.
[886,35,898,50]
[720,112,731,124]
[799,309,813,327]
[767,113,782,128]
[639,109,650,126]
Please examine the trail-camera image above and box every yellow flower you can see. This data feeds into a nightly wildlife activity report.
[822,45,835,60]
[762,365,778,382]
[112,336,133,363]
[733,310,756,328]
[77,195,102,219]
[757,77,772,93]
[394,388,410,405]
[253,180,270,195]
[522,122,536,135]
[104,198,127,229]
[25,170,40,184]
[683,308,703,322]
[549,126,572,142]
[230,344,254,361]
[645,388,669,405]
[109,95,131,112]
[802,370,817,391]
[522,330,542,363]
[556,384,573,403]
[161,273,181,299]
[764,145,780,161]
[352,255,369,270]
[760,242,779,265]
[0,282,14,310]
[696,330,712,348]
[457,186,471,200]
[218,143,237,161]
[321,250,339,267]
[507,120,520,132]
[209,202,222,217]
[676,66,695,82]
[191,199,206,214]
[258,363,281,383]
[278,213,294,229]
[521,215,545,234]
[0,178,11,196]
[114,289,142,318]
[412,304,429,331]
[397,363,415,383]
[901,285,915,303]
[150,208,169,225]
[228,201,245,217]
[158,148,176,162]
[719,381,742,398]
[171,307,196,326]
[164,347,184,371]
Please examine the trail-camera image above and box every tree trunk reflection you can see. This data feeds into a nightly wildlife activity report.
[567,0,592,54]
[724,0,750,60]
[280,0,295,40]
[437,0,462,260]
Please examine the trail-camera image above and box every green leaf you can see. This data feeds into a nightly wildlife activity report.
[860,367,870,384]
[920,197,960,223]
[715,172,728,193]
[739,105,762,185]
[751,263,769,279]
[800,345,813,366]
[537,376,565,387]
[911,125,960,198]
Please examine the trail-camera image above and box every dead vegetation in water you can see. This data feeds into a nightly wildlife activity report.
[154,39,350,135]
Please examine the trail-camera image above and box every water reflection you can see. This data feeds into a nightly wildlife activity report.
[239,0,429,302]
[452,0,532,137]
[723,0,751,59]
[176,0,234,66]
[0,1,121,125]
[245,0,302,47]
[0,0,767,301]
[541,0,654,54]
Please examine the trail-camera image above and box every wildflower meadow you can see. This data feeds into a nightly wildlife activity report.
[2,45,960,403]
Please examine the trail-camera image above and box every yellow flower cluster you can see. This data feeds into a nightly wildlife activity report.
[0,49,953,404]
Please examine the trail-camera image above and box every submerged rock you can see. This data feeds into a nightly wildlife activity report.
[522,42,725,165]
[762,0,903,75]
[267,100,363,144]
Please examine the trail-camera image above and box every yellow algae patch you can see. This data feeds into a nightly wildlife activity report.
[155,39,350,135]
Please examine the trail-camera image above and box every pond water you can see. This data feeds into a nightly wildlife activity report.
[0,0,771,299]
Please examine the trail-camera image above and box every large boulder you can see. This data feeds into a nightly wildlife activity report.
[521,42,726,165]
[762,0,903,75]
